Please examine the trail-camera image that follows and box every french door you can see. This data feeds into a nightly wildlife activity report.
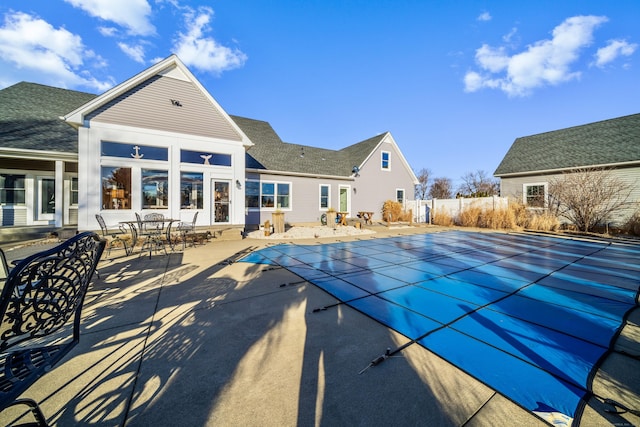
[213,180,230,223]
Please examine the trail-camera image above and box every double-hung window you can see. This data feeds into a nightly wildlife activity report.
[525,184,546,208]
[319,185,330,209]
[0,174,26,205]
[70,177,79,205]
[381,151,390,170]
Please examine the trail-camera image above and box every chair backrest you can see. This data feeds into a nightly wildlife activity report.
[143,213,164,232]
[0,232,105,352]
[0,248,8,282]
[144,213,164,221]
[135,212,143,230]
[191,211,199,227]
[95,213,108,235]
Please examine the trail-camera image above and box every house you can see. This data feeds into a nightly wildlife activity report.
[494,113,640,223]
[0,55,417,239]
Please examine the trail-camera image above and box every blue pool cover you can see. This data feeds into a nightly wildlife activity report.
[239,231,640,424]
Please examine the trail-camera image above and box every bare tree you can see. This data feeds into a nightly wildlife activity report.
[414,168,431,200]
[457,170,499,197]
[429,177,453,199]
[548,168,632,232]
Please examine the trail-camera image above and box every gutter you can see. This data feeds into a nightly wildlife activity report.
[495,160,640,178]
[245,168,355,181]
[0,147,78,162]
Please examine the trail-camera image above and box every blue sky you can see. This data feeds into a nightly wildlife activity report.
[1,1,638,188]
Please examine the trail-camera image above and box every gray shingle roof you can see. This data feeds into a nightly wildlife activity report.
[231,115,386,177]
[495,113,640,176]
[0,82,386,178]
[0,82,97,153]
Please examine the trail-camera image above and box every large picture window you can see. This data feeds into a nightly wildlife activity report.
[101,167,131,210]
[0,174,26,205]
[142,169,168,209]
[180,172,203,209]
[525,184,545,208]
[246,180,291,209]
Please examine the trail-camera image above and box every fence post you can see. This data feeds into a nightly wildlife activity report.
[432,198,436,224]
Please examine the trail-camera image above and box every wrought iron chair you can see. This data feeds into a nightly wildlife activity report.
[95,213,130,257]
[177,211,199,249]
[0,232,105,426]
[0,248,8,283]
[136,212,167,257]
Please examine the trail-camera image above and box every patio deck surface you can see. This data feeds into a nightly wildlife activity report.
[1,227,638,426]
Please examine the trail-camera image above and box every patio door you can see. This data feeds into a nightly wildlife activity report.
[37,177,55,221]
[339,185,350,214]
[212,180,230,223]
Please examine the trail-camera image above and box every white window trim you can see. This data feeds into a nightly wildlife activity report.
[319,184,331,211]
[522,182,548,208]
[381,150,391,171]
[245,179,293,211]
[396,188,406,206]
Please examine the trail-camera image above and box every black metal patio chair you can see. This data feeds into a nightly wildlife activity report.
[95,213,130,257]
[0,232,105,426]
[177,211,199,249]
[0,248,8,284]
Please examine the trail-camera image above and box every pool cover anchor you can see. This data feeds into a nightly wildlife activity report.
[358,348,398,375]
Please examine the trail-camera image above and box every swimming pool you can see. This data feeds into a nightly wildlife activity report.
[240,231,640,424]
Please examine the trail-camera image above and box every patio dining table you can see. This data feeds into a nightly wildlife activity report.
[119,217,180,255]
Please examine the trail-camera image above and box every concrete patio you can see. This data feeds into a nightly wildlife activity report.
[1,226,638,426]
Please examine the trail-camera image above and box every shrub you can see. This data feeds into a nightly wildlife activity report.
[509,200,529,228]
[527,211,560,232]
[457,205,483,228]
[482,207,518,229]
[432,210,454,226]
[381,200,413,223]
[623,209,640,236]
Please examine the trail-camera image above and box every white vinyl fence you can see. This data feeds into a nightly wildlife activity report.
[407,196,509,223]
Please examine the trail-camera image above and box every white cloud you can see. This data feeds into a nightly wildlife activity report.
[64,0,155,36]
[502,27,518,43]
[0,11,113,91]
[98,26,118,37]
[464,15,608,97]
[173,6,247,74]
[594,39,637,67]
[118,42,146,63]
[477,12,492,22]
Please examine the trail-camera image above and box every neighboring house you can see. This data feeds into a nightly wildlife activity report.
[495,113,640,223]
[0,55,417,236]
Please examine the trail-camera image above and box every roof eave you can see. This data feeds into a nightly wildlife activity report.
[246,168,354,181]
[495,160,640,178]
[0,147,77,162]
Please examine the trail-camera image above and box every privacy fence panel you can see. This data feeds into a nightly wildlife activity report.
[407,196,509,223]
